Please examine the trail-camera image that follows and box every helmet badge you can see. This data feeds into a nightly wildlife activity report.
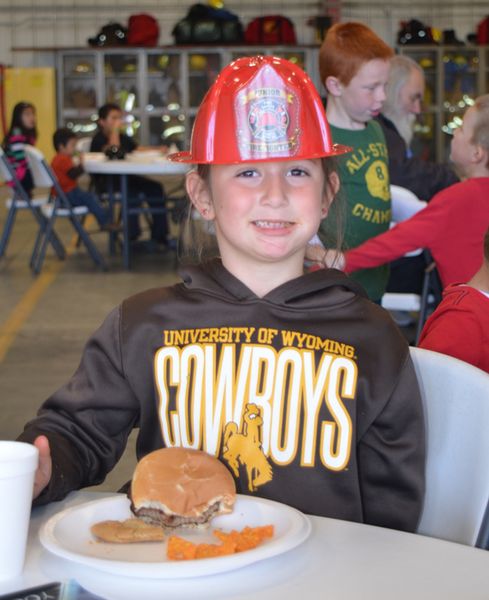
[235,64,300,160]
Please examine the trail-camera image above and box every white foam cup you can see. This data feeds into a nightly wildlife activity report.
[0,441,39,580]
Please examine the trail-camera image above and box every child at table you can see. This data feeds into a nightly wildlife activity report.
[2,101,37,197]
[19,56,425,533]
[90,103,168,246]
[51,128,116,231]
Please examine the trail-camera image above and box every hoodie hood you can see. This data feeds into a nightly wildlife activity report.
[179,259,368,309]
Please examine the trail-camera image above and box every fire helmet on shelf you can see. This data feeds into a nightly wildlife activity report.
[169,55,350,165]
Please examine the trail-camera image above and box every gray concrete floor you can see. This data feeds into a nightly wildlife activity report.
[0,184,180,494]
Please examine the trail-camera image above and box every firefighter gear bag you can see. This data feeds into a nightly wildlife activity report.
[244,15,297,45]
[172,3,244,44]
[127,14,159,46]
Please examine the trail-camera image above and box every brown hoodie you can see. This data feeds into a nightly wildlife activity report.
[19,259,425,532]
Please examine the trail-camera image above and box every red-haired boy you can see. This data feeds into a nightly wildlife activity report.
[313,22,393,302]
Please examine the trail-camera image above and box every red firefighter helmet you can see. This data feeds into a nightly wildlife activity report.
[169,55,350,164]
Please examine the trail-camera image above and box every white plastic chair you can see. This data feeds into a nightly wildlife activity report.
[381,186,440,342]
[0,147,64,262]
[390,184,427,222]
[410,346,489,547]
[24,145,107,274]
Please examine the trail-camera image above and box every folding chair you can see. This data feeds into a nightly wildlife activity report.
[0,147,65,263]
[381,186,442,343]
[410,347,489,548]
[382,250,442,343]
[24,145,107,274]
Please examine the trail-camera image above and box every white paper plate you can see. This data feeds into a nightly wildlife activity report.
[40,494,311,579]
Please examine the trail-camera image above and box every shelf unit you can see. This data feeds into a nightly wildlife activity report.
[56,46,320,149]
[57,44,489,162]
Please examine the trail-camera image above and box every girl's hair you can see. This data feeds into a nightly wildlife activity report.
[178,160,345,266]
[319,22,393,87]
[4,102,37,143]
[470,95,489,168]
[383,55,424,117]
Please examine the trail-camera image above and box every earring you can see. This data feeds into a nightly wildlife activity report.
[202,207,209,217]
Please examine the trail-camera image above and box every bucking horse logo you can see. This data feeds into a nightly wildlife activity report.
[222,403,273,492]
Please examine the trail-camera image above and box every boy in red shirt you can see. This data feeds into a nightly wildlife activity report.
[51,128,115,230]
[320,96,489,288]
[419,225,489,374]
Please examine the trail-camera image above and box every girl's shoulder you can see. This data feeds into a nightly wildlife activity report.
[6,127,28,142]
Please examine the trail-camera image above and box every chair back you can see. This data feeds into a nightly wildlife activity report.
[390,184,427,222]
[24,145,53,188]
[410,346,489,547]
[0,147,14,183]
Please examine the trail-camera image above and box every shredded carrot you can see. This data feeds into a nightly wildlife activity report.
[167,535,197,561]
[167,525,274,561]
[195,538,237,558]
[214,525,274,552]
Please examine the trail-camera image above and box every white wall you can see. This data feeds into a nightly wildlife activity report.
[1,1,489,68]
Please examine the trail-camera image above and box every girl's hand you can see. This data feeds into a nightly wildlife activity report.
[305,243,327,264]
[32,435,52,499]
[321,248,346,270]
[305,244,346,270]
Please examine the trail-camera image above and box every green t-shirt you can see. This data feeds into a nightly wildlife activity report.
[319,120,391,301]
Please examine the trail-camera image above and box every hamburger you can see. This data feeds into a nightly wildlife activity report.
[130,447,236,529]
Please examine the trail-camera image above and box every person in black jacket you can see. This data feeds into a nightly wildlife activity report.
[376,55,459,201]
[90,103,169,245]
[376,56,459,299]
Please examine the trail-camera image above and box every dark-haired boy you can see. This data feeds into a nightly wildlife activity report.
[51,127,115,230]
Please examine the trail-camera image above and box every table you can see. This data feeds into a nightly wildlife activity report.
[0,491,488,600]
[84,153,189,269]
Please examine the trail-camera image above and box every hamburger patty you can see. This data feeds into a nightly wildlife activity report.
[134,501,221,528]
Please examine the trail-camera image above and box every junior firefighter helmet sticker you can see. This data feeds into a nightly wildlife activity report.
[236,65,300,160]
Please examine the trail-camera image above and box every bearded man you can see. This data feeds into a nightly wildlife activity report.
[377,55,459,201]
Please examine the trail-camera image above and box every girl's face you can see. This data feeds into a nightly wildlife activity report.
[21,107,36,129]
[187,159,336,279]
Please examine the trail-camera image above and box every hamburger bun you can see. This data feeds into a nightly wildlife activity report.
[130,447,236,528]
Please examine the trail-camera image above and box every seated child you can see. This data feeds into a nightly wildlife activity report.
[3,101,37,197]
[419,225,489,374]
[19,56,425,533]
[51,128,116,230]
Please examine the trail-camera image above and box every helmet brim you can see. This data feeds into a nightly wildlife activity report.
[167,143,352,164]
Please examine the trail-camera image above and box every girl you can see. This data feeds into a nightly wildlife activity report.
[2,101,37,197]
[19,57,425,533]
